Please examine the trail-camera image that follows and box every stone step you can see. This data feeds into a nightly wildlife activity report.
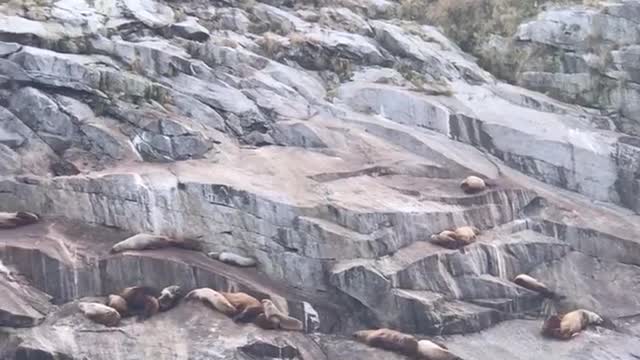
[289,216,395,259]
[387,289,509,335]
[330,226,570,334]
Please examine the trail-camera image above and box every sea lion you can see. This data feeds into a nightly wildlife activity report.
[208,251,257,267]
[513,274,558,299]
[78,302,121,327]
[430,226,479,249]
[158,285,182,311]
[184,288,237,316]
[106,294,128,316]
[261,299,304,331]
[254,313,279,330]
[0,211,39,229]
[541,309,603,340]
[119,286,160,319]
[110,233,202,254]
[460,176,487,194]
[453,226,480,242]
[416,340,464,360]
[430,230,463,249]
[352,328,419,357]
[221,292,264,323]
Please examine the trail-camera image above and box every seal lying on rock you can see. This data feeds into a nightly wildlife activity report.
[354,328,464,359]
[79,302,121,327]
[208,251,257,267]
[430,226,480,249]
[416,340,464,360]
[106,295,128,316]
[221,292,264,323]
[513,274,560,299]
[184,288,237,316]
[119,286,160,319]
[0,211,39,229]
[261,299,303,331]
[158,285,182,312]
[460,176,490,194]
[453,226,480,242]
[541,309,603,340]
[109,233,202,254]
[353,328,419,357]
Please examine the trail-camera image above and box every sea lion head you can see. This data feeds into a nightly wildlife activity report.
[158,285,182,311]
[207,252,221,260]
[582,310,604,325]
[352,330,370,342]
[15,211,39,224]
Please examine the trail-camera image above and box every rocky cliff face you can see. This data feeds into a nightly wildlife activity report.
[476,1,640,139]
[1,0,640,359]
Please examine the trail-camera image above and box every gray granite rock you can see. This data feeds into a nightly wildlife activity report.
[170,16,210,42]
[216,8,251,33]
[0,0,639,358]
[8,87,74,153]
[478,2,640,135]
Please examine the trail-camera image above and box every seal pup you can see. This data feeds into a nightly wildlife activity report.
[221,292,264,323]
[158,285,182,312]
[79,302,121,327]
[460,176,490,194]
[541,309,603,340]
[184,288,237,316]
[261,299,303,331]
[416,340,464,360]
[208,251,257,267]
[119,286,160,319]
[110,233,202,254]
[106,294,128,316]
[0,211,39,229]
[513,274,559,299]
[352,328,419,357]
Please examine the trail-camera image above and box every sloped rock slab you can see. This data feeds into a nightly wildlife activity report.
[0,271,52,328]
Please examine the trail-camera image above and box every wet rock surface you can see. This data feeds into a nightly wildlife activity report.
[0,0,639,359]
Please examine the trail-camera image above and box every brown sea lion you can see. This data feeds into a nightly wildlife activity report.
[106,294,128,316]
[184,288,237,316]
[541,309,603,340]
[352,328,419,357]
[453,226,480,242]
[79,302,121,327]
[0,211,39,229]
[157,285,182,311]
[513,274,559,299]
[109,233,202,254]
[221,292,264,323]
[119,286,160,319]
[261,299,303,331]
[460,176,487,194]
[416,339,465,360]
[430,226,479,249]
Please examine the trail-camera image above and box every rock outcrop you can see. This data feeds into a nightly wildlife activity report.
[0,0,639,359]
[476,1,640,139]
